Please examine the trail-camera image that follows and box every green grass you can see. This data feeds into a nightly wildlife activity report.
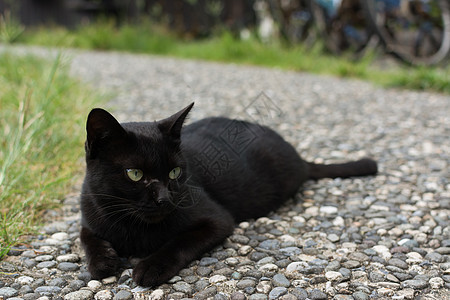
[0,51,103,256]
[15,20,449,94]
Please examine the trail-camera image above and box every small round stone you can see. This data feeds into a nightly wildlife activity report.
[36,261,57,269]
[16,276,34,285]
[58,262,79,271]
[269,287,288,299]
[56,254,80,263]
[64,289,94,300]
[87,280,102,291]
[173,281,193,294]
[95,289,114,300]
[113,290,133,300]
[429,277,444,289]
[0,287,19,298]
[236,279,256,289]
[272,274,290,287]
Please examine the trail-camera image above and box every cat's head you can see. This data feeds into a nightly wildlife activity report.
[83,103,194,223]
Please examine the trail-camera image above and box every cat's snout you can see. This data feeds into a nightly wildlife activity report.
[150,181,170,206]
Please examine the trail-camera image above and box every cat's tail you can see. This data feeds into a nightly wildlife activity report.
[307,158,378,180]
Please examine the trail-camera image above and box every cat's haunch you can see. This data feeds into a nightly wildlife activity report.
[80,103,377,287]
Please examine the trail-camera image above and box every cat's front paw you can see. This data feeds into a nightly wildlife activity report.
[132,257,176,287]
[86,242,120,279]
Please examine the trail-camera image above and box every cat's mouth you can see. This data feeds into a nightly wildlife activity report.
[135,203,176,223]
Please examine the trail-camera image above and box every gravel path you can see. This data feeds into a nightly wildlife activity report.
[0,46,449,300]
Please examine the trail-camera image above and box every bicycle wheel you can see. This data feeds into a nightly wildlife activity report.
[267,0,315,43]
[309,0,378,54]
[362,0,450,66]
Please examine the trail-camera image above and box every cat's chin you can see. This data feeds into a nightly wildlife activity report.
[137,210,174,224]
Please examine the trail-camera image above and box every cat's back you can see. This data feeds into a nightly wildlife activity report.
[181,117,307,221]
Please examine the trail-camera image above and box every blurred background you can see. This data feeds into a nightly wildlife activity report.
[1,0,449,68]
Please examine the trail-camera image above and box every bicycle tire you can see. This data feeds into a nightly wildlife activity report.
[362,0,450,66]
[309,0,378,55]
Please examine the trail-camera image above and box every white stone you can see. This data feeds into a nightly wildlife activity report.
[258,263,279,272]
[209,275,227,284]
[332,216,345,227]
[257,281,272,293]
[405,252,423,264]
[325,271,343,281]
[101,276,117,284]
[372,245,392,260]
[148,289,164,300]
[429,277,444,289]
[286,262,308,273]
[35,255,54,262]
[95,290,113,300]
[52,232,69,240]
[238,245,252,256]
[87,280,102,291]
[16,276,34,285]
[320,206,338,214]
[56,254,80,263]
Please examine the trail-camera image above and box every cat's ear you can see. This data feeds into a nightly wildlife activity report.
[158,102,194,140]
[85,108,127,158]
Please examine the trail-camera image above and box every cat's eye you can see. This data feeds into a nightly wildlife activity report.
[169,167,182,180]
[126,169,144,182]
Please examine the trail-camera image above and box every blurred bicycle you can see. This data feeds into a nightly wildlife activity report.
[362,0,450,66]
[267,0,450,65]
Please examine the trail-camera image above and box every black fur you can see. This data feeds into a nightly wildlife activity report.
[80,103,377,287]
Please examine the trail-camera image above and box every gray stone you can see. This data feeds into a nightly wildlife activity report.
[36,261,57,269]
[199,257,218,266]
[259,239,280,250]
[388,258,408,269]
[236,279,256,289]
[69,280,85,290]
[230,292,246,300]
[352,291,369,300]
[272,274,290,287]
[173,281,193,295]
[35,286,62,296]
[269,287,287,299]
[194,286,217,299]
[309,289,328,300]
[402,279,428,289]
[23,259,38,268]
[291,288,308,300]
[425,252,444,263]
[196,266,213,277]
[0,287,19,298]
[248,294,268,300]
[47,278,67,288]
[113,290,133,300]
[58,262,79,271]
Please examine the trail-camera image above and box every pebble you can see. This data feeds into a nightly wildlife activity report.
[58,262,79,271]
[113,290,133,300]
[0,287,19,298]
[269,287,287,299]
[173,281,193,294]
[64,289,94,300]
[272,274,290,287]
[95,290,113,300]
[87,280,102,292]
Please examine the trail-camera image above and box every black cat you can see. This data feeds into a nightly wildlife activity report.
[80,103,377,287]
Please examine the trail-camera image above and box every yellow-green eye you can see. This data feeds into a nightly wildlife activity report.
[126,169,143,182]
[169,167,182,180]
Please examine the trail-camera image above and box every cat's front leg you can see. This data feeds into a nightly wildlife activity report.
[80,226,120,279]
[132,216,234,287]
